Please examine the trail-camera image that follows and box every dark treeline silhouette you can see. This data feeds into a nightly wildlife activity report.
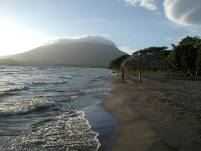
[167,36,201,77]
[110,36,201,78]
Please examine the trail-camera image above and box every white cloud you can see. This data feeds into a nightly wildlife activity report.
[118,46,136,54]
[122,0,158,12]
[164,0,201,26]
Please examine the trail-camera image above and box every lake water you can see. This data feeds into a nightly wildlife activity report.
[0,65,118,151]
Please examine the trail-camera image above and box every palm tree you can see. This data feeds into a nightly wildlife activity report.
[121,52,160,81]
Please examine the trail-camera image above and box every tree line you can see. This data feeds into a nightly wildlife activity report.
[110,36,201,77]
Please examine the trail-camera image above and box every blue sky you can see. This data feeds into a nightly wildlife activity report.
[0,0,200,55]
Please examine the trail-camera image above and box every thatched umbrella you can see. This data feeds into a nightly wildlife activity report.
[121,53,160,81]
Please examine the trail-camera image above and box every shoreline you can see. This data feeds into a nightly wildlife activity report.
[103,76,201,151]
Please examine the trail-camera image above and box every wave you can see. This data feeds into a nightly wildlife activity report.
[60,75,73,79]
[0,97,55,115]
[31,79,68,86]
[0,85,29,97]
[80,87,111,95]
[0,80,68,98]
[0,110,100,151]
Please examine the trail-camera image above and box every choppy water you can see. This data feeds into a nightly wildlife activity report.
[0,65,117,151]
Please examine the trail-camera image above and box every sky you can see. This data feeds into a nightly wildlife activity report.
[0,0,201,56]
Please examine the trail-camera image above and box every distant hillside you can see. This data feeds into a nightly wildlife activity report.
[110,55,130,69]
[8,36,126,67]
[0,59,21,65]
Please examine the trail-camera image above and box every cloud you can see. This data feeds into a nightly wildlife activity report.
[122,0,158,12]
[164,0,201,26]
[118,46,136,54]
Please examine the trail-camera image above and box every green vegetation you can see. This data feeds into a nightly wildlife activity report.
[110,36,201,78]
[167,36,201,76]
[135,46,170,70]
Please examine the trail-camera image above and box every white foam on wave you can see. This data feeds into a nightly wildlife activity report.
[0,110,101,151]
[81,87,111,95]
[0,85,29,97]
[70,95,78,101]
[0,97,55,115]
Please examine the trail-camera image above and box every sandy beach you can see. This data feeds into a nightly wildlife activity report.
[104,75,201,151]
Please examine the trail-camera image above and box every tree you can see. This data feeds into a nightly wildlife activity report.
[196,46,201,75]
[122,53,160,81]
[167,36,201,76]
[135,46,170,70]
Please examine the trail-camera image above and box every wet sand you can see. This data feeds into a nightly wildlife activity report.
[104,75,201,151]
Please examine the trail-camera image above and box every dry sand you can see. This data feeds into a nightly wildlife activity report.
[104,75,201,151]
